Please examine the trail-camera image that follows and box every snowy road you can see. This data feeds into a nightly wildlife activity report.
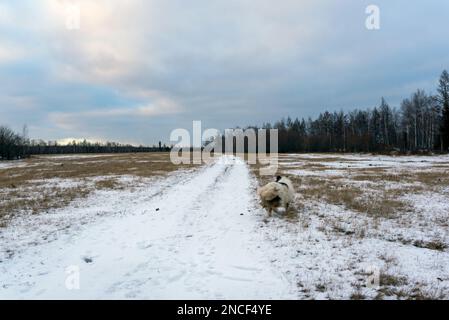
[0,156,294,299]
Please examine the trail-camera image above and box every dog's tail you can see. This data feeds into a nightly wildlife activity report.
[257,182,282,202]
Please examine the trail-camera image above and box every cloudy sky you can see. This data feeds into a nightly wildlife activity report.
[1,0,448,145]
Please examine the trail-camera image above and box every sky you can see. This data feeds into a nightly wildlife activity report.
[1,0,449,145]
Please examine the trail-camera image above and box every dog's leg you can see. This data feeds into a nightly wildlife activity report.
[268,208,272,217]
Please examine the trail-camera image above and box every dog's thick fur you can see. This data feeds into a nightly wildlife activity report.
[257,176,294,216]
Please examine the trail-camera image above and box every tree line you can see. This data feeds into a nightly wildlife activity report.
[256,70,449,153]
[0,126,29,160]
[0,130,169,160]
[26,140,170,156]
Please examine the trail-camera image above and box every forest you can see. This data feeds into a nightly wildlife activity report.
[255,70,449,153]
[0,132,169,160]
[1,70,449,160]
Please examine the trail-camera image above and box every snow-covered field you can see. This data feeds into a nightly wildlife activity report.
[0,156,294,299]
[265,153,449,299]
[1,153,449,299]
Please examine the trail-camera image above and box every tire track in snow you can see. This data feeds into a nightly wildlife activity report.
[0,156,294,299]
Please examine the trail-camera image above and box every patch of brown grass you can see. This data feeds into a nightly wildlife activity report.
[94,178,122,190]
[0,153,194,226]
[379,272,407,287]
[376,282,445,300]
[250,155,448,221]
[350,292,366,300]
[405,287,446,300]
[301,162,327,169]
[0,185,92,226]
[0,153,193,188]
[351,169,449,189]
[413,239,447,251]
[251,162,408,218]
[355,194,408,218]
[294,176,408,218]
[351,172,408,183]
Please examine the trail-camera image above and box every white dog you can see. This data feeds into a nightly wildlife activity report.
[257,176,294,216]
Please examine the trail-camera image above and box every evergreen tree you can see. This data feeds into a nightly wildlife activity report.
[438,70,449,150]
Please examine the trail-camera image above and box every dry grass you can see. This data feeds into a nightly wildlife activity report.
[0,153,192,188]
[0,153,193,225]
[376,277,445,300]
[350,292,366,300]
[251,155,446,219]
[94,178,123,190]
[251,154,449,299]
[379,272,408,287]
[288,175,408,218]
[412,239,447,251]
[352,169,449,189]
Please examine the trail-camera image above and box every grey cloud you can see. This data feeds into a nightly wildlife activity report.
[1,0,449,144]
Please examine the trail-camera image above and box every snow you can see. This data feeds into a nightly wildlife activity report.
[260,201,449,299]
[280,153,449,169]
[280,153,449,179]
[282,153,449,162]
[1,153,448,299]
[286,169,345,177]
[0,160,28,170]
[272,153,449,299]
[0,156,295,299]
